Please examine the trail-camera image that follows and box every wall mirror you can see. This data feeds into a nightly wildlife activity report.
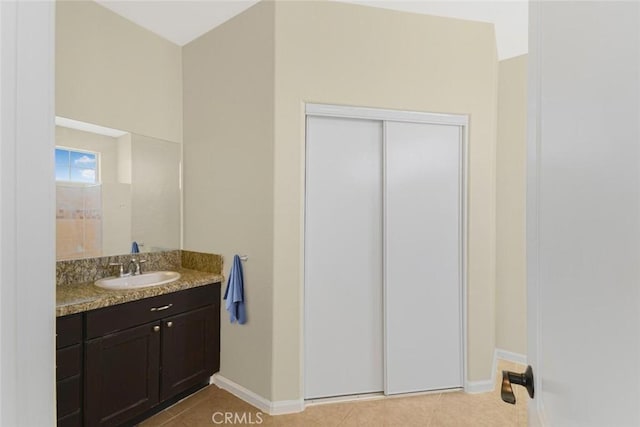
[55,117,181,260]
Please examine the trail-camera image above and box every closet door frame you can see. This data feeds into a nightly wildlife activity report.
[303,103,469,400]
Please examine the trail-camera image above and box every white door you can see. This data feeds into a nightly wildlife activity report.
[527,2,640,426]
[384,121,463,395]
[304,115,384,399]
[305,106,465,400]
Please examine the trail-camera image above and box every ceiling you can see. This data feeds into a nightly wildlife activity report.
[97,0,528,60]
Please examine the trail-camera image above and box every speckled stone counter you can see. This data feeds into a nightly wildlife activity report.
[56,268,224,317]
[56,250,184,287]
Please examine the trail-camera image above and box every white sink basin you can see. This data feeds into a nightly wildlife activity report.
[95,271,181,290]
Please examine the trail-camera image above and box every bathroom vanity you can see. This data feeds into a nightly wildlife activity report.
[56,269,222,427]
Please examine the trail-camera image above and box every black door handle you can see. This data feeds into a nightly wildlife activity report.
[501,365,534,405]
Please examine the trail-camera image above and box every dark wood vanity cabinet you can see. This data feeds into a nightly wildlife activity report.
[56,283,221,427]
[57,313,84,427]
[84,322,161,426]
[160,305,219,401]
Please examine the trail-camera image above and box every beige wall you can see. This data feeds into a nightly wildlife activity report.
[56,1,183,143]
[182,2,275,399]
[496,55,527,355]
[271,1,498,399]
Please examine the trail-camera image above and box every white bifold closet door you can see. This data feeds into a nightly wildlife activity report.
[304,116,384,399]
[383,121,463,395]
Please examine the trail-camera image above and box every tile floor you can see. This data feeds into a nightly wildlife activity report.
[140,360,527,427]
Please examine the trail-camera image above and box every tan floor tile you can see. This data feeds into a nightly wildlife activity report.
[308,400,379,427]
[517,409,528,427]
[274,411,325,427]
[166,398,272,427]
[348,402,386,427]
[336,408,359,427]
[300,402,354,426]
[516,399,528,427]
[382,394,441,426]
[164,386,215,417]
[433,390,517,427]
[139,361,527,427]
[152,418,191,427]
[138,409,177,427]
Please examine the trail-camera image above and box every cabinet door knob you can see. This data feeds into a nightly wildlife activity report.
[166,321,173,328]
[153,325,160,332]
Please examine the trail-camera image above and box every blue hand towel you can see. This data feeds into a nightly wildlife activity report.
[223,255,246,324]
[131,241,139,254]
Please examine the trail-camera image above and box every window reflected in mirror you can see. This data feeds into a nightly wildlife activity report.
[55,117,181,260]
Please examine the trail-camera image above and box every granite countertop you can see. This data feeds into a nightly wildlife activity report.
[56,268,224,317]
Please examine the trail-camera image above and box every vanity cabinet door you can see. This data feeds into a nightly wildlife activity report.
[160,306,216,401]
[85,322,160,427]
[57,313,83,427]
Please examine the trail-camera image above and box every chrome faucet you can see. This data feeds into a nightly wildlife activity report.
[128,258,146,276]
[109,258,146,277]
[108,262,129,278]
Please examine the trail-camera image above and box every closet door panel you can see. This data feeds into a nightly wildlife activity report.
[384,121,463,395]
[304,116,384,399]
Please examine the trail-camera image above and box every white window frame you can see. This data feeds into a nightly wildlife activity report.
[55,145,101,185]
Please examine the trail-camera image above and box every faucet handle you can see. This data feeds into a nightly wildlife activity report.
[138,259,147,274]
[108,262,124,277]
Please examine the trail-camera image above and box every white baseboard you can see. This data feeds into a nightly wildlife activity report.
[270,399,305,415]
[465,348,527,394]
[495,348,528,365]
[212,374,304,415]
[465,346,498,394]
[212,374,271,413]
[464,379,494,394]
